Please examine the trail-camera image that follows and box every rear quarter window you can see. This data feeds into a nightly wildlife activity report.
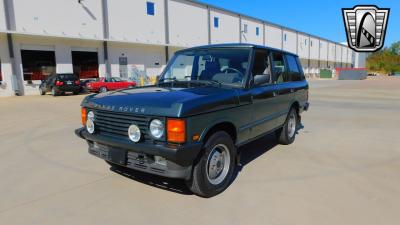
[286,55,304,81]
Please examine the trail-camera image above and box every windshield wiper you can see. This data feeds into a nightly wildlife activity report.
[189,79,222,87]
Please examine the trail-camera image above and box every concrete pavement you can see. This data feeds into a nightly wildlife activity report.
[0,78,400,225]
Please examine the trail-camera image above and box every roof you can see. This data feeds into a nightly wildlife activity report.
[184,0,348,48]
[176,43,297,56]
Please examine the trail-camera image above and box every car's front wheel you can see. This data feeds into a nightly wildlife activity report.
[277,107,298,145]
[99,87,107,93]
[186,131,236,198]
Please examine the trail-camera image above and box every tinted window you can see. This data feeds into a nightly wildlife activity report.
[214,17,219,28]
[146,2,155,15]
[58,74,76,80]
[286,55,303,81]
[272,52,289,83]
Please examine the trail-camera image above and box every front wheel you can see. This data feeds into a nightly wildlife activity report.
[277,107,298,145]
[185,131,236,198]
[99,87,107,93]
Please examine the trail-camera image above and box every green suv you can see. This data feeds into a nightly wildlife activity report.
[75,44,309,197]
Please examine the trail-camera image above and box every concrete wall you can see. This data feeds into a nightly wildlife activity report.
[335,44,342,67]
[169,0,208,47]
[310,37,319,60]
[282,30,296,53]
[108,0,165,45]
[108,43,165,79]
[328,42,336,67]
[265,25,282,49]
[0,33,14,96]
[13,0,103,39]
[319,40,328,67]
[0,0,6,31]
[297,34,309,60]
[241,17,263,45]
[210,9,240,44]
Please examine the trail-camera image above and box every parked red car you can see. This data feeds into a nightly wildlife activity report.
[86,77,136,93]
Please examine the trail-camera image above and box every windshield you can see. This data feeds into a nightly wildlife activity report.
[161,48,251,87]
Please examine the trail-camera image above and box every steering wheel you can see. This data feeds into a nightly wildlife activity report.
[221,67,244,78]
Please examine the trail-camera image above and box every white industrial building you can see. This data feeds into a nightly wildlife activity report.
[0,0,363,96]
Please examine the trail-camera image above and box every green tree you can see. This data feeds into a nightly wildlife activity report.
[367,42,400,74]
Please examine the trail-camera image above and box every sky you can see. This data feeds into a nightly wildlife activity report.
[199,0,399,47]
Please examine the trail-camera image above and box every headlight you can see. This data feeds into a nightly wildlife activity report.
[150,119,164,139]
[86,118,95,134]
[128,124,141,142]
[87,111,95,121]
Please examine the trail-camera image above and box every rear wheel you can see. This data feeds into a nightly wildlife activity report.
[99,87,107,93]
[277,107,298,145]
[185,131,236,198]
[39,87,46,95]
[51,87,58,96]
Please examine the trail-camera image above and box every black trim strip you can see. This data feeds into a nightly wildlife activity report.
[239,110,288,132]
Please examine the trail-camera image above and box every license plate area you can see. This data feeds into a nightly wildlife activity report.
[90,142,127,165]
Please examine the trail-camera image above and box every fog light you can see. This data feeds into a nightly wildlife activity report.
[86,118,95,134]
[128,124,141,142]
[154,156,167,166]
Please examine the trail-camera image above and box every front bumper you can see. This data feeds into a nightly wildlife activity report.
[75,128,202,179]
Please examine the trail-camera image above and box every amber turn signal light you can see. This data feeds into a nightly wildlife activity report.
[167,119,186,143]
[81,107,87,126]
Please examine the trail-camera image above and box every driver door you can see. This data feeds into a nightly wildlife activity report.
[249,49,280,138]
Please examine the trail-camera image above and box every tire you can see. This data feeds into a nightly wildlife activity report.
[277,107,298,145]
[185,131,236,198]
[99,87,107,93]
[51,87,58,96]
[39,87,46,95]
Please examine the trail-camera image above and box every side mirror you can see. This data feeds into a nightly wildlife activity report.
[254,74,271,86]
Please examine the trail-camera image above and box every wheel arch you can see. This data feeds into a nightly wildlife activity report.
[200,121,237,145]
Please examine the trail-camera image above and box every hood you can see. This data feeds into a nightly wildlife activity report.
[82,86,240,117]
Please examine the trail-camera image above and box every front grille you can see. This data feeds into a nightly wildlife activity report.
[91,109,159,142]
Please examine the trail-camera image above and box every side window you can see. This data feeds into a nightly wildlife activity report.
[286,54,303,81]
[251,49,271,86]
[272,52,288,83]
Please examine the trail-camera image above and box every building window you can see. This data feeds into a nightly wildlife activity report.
[146,2,155,16]
[214,17,219,28]
[284,34,287,41]
[243,24,248,33]
[305,39,307,45]
[256,27,260,36]
[311,40,313,47]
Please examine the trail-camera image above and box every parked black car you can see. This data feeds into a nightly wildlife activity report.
[75,44,309,197]
[40,73,81,96]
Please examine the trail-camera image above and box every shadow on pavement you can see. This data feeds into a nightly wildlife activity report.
[108,127,307,196]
